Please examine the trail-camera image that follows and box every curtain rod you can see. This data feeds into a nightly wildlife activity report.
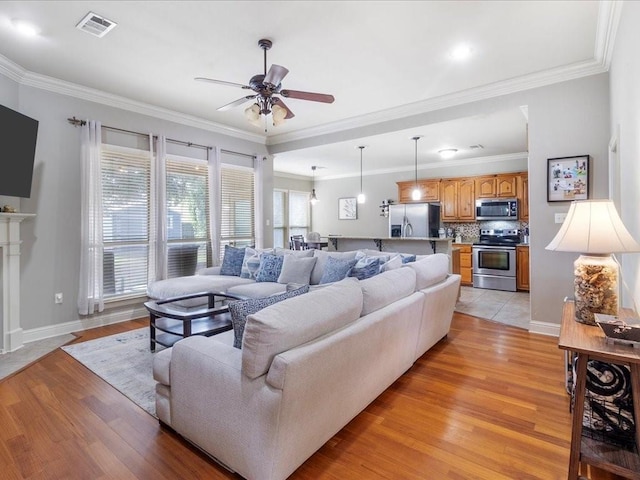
[67,116,230,153]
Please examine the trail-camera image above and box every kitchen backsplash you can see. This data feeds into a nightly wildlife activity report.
[446,221,529,240]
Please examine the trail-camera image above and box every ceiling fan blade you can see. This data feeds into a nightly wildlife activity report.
[195,77,251,89]
[272,97,295,119]
[217,95,256,111]
[264,64,289,86]
[280,89,335,103]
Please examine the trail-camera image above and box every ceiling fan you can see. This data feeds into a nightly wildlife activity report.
[195,39,335,127]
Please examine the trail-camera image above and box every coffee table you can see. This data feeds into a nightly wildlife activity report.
[144,291,246,352]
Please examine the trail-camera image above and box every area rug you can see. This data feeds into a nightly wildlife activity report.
[61,328,161,417]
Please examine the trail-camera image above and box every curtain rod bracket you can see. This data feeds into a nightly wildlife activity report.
[67,116,86,127]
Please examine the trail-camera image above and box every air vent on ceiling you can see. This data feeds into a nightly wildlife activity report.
[76,12,117,38]
[469,144,484,150]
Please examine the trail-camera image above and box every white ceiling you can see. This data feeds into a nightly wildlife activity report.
[0,1,611,178]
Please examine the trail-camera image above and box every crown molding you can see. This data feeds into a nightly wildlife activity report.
[0,54,265,144]
[266,58,607,148]
[594,0,624,70]
[308,152,529,181]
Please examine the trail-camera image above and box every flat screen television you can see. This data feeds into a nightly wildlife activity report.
[0,104,39,198]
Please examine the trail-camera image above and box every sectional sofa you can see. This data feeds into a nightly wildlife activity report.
[152,253,460,480]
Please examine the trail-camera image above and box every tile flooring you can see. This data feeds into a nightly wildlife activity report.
[0,334,75,380]
[455,286,531,330]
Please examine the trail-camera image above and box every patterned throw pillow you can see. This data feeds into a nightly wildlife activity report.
[228,285,310,348]
[220,245,246,276]
[400,253,417,264]
[319,256,358,284]
[240,248,273,279]
[255,254,285,282]
[349,256,381,280]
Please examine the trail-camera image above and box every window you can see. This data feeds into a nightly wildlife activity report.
[101,145,151,298]
[220,164,255,258]
[166,156,210,278]
[273,189,310,248]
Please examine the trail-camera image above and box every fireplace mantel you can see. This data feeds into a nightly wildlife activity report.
[1,212,35,353]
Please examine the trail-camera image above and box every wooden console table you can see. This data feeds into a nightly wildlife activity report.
[558,300,640,479]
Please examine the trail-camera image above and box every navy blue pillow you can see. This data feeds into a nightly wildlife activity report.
[220,245,246,276]
[255,254,285,282]
[401,253,417,264]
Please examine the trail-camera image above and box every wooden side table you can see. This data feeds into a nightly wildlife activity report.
[558,300,640,479]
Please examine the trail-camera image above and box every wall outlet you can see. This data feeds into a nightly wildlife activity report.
[54,292,63,304]
[554,212,567,224]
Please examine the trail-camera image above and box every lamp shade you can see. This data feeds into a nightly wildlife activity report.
[545,200,640,254]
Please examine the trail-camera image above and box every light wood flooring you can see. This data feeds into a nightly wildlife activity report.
[0,314,624,479]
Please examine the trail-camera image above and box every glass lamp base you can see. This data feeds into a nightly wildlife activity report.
[573,254,619,325]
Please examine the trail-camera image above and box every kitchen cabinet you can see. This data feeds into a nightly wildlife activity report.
[516,245,529,291]
[397,179,440,203]
[475,174,518,199]
[517,173,529,221]
[457,243,473,286]
[441,179,475,222]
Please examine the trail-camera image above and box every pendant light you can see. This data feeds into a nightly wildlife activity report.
[357,146,366,204]
[309,165,319,205]
[411,136,422,201]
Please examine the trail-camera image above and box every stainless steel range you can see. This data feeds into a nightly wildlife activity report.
[472,229,520,292]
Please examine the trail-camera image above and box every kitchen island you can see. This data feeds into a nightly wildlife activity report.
[327,235,453,257]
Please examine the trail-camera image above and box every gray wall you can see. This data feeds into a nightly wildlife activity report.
[610,1,640,311]
[0,81,269,336]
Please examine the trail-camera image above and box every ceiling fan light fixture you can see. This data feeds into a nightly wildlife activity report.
[439,148,458,159]
[245,103,261,126]
[272,103,287,126]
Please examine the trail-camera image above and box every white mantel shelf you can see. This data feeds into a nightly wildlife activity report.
[0,212,35,353]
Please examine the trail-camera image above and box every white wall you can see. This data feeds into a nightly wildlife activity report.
[610,1,640,311]
[0,81,269,339]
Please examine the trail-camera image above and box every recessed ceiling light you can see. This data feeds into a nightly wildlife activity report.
[450,44,472,61]
[12,19,39,37]
[438,149,458,159]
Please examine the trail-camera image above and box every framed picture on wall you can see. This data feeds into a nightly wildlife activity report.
[338,197,357,220]
[547,155,589,202]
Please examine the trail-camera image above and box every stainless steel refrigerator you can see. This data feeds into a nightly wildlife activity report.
[389,203,441,238]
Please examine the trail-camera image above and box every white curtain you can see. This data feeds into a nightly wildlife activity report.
[77,120,104,315]
[254,155,264,248]
[150,135,167,280]
[209,147,221,265]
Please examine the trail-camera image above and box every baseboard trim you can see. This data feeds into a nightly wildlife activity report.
[21,305,148,344]
[529,320,560,337]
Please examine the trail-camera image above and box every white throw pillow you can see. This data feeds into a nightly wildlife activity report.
[277,255,317,284]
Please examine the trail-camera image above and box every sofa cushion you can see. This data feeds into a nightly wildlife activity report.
[255,254,285,282]
[404,253,449,290]
[275,247,315,258]
[220,245,246,276]
[349,256,381,280]
[146,275,254,308]
[360,267,417,316]
[227,282,287,299]
[320,256,358,284]
[310,250,358,285]
[277,255,317,285]
[242,277,363,379]
[228,285,310,349]
[240,247,273,279]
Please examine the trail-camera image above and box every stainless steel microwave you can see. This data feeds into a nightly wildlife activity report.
[475,198,518,220]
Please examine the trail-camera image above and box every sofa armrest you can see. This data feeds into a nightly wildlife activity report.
[198,266,222,275]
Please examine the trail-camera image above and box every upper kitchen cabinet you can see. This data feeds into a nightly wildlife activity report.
[397,179,440,203]
[517,173,529,221]
[475,174,518,198]
[441,179,475,222]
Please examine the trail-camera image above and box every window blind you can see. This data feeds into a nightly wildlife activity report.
[289,190,310,238]
[101,146,151,298]
[220,164,255,257]
[166,157,210,278]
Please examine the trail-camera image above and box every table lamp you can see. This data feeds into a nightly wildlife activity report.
[545,199,640,325]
